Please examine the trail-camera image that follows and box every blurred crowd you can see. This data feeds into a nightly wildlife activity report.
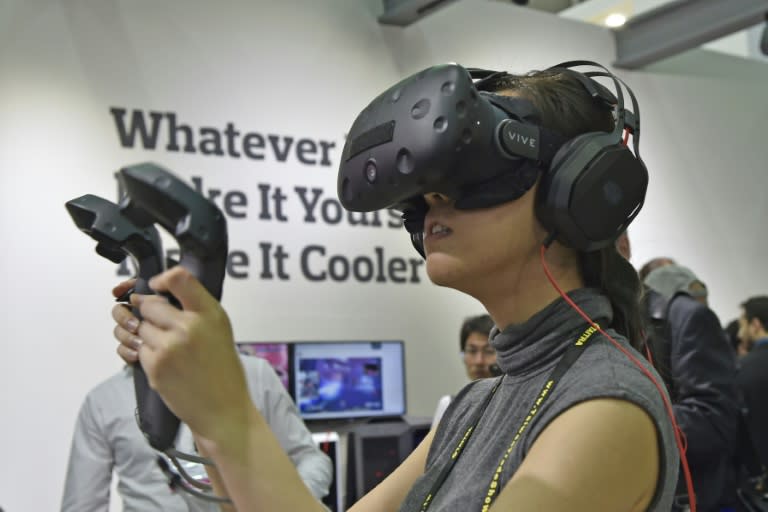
[618,233,767,512]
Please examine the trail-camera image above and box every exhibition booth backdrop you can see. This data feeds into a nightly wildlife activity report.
[1,1,767,510]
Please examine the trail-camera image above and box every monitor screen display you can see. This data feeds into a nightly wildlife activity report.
[236,342,292,392]
[293,341,406,421]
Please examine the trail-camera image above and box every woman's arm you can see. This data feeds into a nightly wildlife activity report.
[195,415,434,512]
[490,398,660,512]
[194,405,329,512]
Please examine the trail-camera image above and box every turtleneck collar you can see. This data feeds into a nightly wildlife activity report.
[489,288,613,377]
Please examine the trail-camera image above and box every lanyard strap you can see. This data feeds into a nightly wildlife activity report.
[420,323,601,512]
[419,376,505,512]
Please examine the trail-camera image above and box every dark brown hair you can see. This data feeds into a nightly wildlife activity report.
[742,296,768,329]
[460,314,495,351]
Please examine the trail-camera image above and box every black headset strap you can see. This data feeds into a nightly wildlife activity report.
[549,60,624,104]
[470,61,642,161]
[483,94,570,164]
[548,61,624,141]
[466,68,512,91]
[549,61,643,160]
[586,70,643,159]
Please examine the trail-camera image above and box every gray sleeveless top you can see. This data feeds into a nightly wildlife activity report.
[398,288,678,511]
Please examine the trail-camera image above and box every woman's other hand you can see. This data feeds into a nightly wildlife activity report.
[112,278,140,364]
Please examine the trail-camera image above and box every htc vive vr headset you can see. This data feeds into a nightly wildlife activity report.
[337,60,648,254]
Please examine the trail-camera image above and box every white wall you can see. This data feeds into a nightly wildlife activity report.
[1,1,766,510]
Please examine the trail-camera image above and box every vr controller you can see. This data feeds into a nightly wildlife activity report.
[66,162,228,451]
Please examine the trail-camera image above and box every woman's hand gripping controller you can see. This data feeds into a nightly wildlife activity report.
[66,162,229,451]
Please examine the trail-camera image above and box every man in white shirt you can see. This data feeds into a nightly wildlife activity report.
[61,354,332,511]
[432,314,496,427]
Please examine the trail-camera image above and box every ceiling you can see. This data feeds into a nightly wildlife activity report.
[500,0,768,65]
[378,0,767,67]
[507,0,577,11]
[506,0,581,13]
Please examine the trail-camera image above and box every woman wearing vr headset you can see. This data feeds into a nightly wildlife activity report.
[111,62,683,511]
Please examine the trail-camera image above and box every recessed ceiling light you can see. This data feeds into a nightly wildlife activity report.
[604,13,627,28]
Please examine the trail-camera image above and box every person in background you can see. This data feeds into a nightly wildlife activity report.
[724,319,741,356]
[735,296,768,472]
[61,354,332,512]
[639,256,676,281]
[724,319,754,360]
[642,262,739,512]
[432,314,496,427]
[644,263,709,306]
[459,314,498,381]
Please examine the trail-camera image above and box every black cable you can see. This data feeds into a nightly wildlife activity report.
[166,446,215,465]
[170,474,233,504]
[156,454,233,505]
[163,453,214,491]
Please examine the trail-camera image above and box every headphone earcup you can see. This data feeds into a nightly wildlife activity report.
[537,132,648,252]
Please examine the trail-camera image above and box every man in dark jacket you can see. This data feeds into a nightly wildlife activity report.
[643,263,739,512]
[736,296,768,471]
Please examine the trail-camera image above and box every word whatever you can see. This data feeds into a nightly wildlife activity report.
[110,107,338,166]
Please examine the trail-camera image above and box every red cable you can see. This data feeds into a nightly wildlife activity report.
[539,243,697,512]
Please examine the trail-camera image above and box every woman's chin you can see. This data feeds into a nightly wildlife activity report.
[425,253,465,287]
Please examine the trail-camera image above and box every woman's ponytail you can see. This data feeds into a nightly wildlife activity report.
[580,245,645,350]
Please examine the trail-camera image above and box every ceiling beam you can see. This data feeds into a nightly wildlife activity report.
[378,0,461,26]
[613,0,768,69]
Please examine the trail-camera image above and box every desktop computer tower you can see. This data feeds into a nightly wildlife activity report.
[345,419,430,508]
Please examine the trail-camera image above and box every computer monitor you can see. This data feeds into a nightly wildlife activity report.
[236,342,292,393]
[293,341,406,421]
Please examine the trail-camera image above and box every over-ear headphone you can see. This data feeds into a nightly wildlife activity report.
[337,60,648,254]
[529,61,648,252]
